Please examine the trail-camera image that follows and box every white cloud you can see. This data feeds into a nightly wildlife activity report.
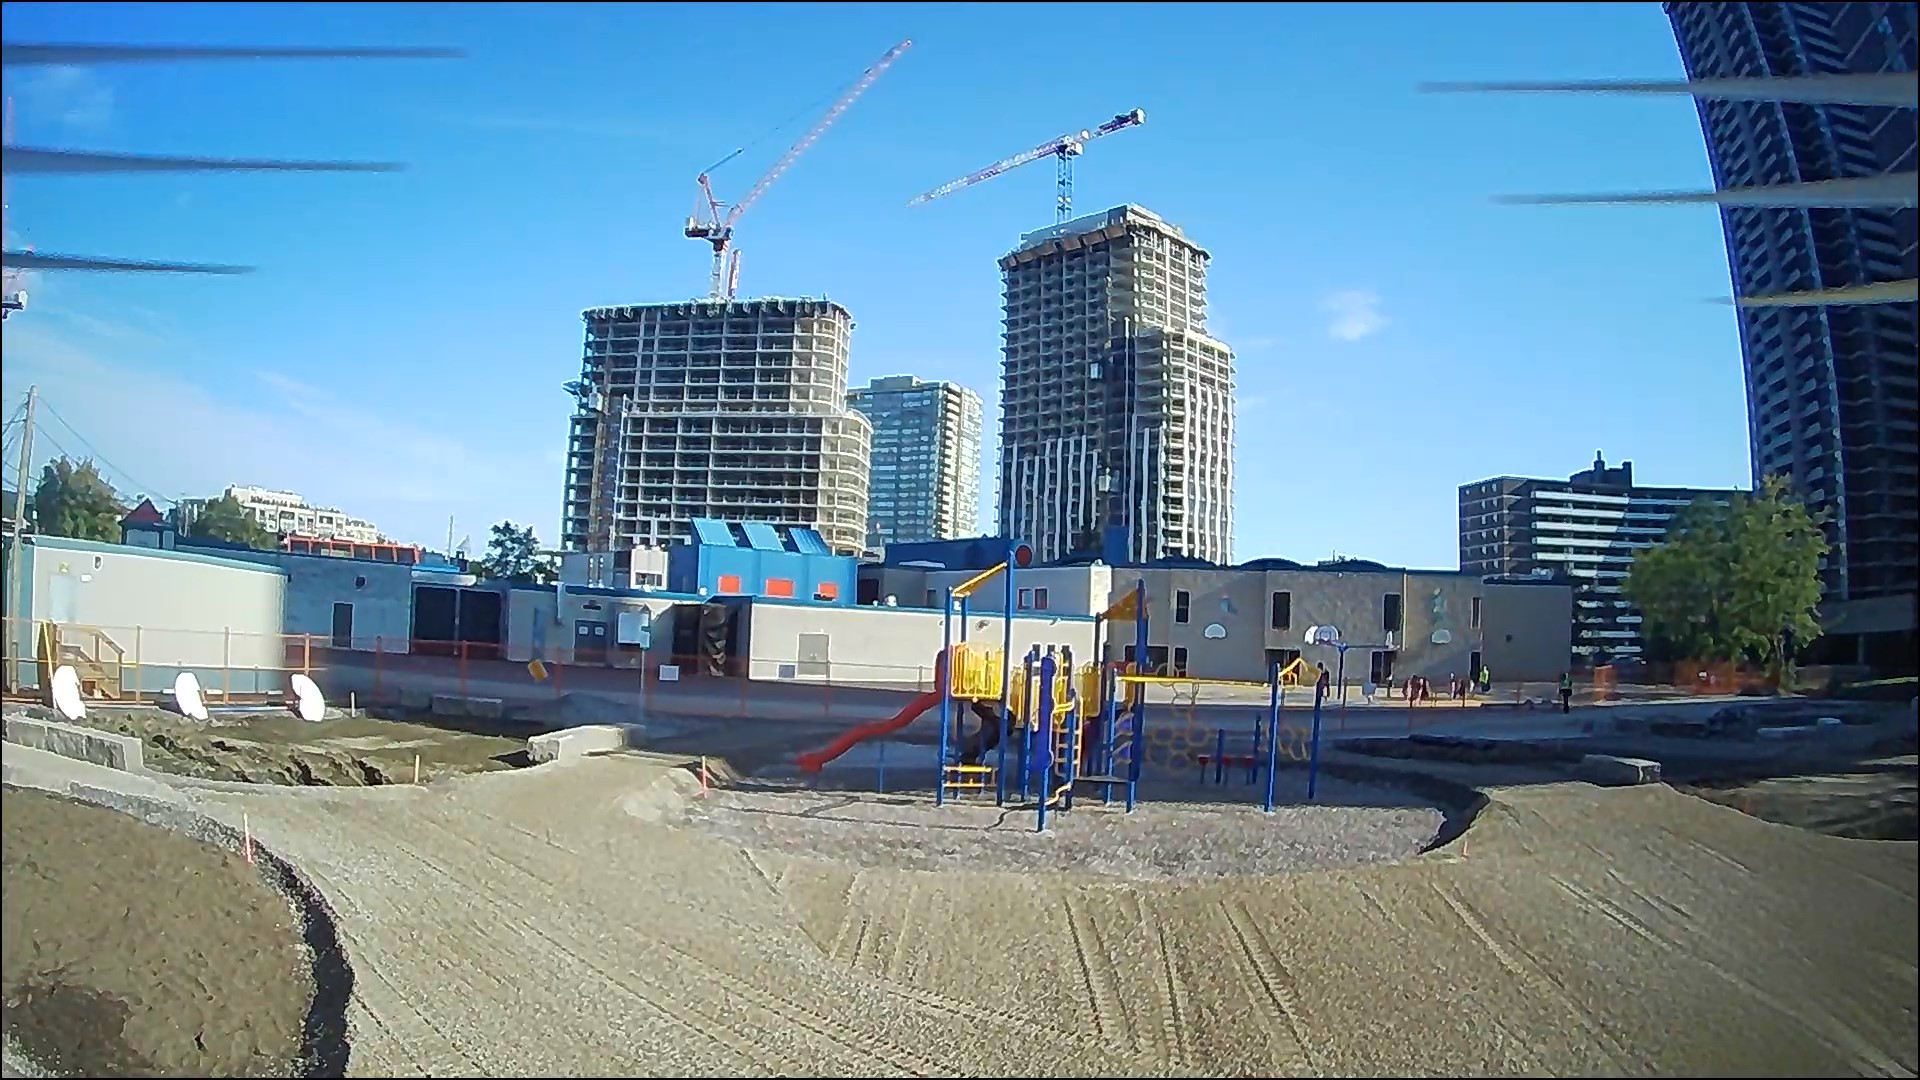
[1,310,555,546]
[16,66,115,132]
[1320,289,1386,342]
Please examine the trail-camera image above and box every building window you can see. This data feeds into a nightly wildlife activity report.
[1033,586,1050,611]
[1172,646,1189,676]
[764,578,796,598]
[1175,589,1191,624]
[1017,587,1033,610]
[925,589,938,608]
[814,581,840,601]
[1269,590,1291,630]
[1470,596,1482,630]
[1265,647,1301,676]
[1383,592,1402,635]
[718,574,743,594]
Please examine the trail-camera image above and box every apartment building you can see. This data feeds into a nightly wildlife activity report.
[559,298,872,556]
[174,485,382,543]
[846,375,983,548]
[1665,1,1918,663]
[1459,452,1741,663]
[997,205,1235,565]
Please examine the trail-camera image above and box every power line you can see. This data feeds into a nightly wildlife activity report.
[34,397,173,504]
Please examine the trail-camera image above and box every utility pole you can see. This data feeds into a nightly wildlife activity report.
[6,384,37,690]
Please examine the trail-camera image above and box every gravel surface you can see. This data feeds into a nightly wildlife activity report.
[4,742,1914,1077]
[680,771,1447,880]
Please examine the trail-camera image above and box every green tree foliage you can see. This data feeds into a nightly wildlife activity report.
[1624,475,1826,675]
[188,494,276,548]
[32,457,124,542]
[476,520,553,582]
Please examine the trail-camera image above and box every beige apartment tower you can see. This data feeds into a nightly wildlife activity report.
[560,298,871,555]
[998,205,1235,564]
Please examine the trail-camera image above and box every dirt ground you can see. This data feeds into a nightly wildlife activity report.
[0,787,311,1077]
[3,688,1916,1077]
[1682,756,1918,840]
[14,705,529,786]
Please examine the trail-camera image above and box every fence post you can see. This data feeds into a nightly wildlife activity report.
[132,625,143,703]
[223,626,232,701]
[458,641,469,697]
[374,636,385,701]
[302,633,312,676]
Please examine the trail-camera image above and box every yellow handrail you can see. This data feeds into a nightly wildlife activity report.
[950,560,1008,600]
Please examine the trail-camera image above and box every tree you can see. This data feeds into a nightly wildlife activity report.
[1624,475,1826,679]
[187,493,276,548]
[476,520,553,582]
[32,457,124,542]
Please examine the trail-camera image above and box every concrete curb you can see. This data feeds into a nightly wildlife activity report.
[2,714,145,772]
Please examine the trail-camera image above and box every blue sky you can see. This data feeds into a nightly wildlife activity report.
[1,1,1753,567]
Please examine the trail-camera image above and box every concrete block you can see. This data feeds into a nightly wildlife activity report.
[1578,753,1661,786]
[3,715,145,772]
[527,724,644,764]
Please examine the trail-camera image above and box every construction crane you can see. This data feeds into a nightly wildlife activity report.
[685,39,912,301]
[909,108,1146,223]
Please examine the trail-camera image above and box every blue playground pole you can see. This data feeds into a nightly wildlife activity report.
[1263,662,1281,813]
[936,588,954,807]
[1019,646,1037,802]
[1034,650,1058,832]
[1126,578,1147,812]
[876,739,887,795]
[997,547,1016,806]
[1213,727,1227,785]
[1308,682,1327,802]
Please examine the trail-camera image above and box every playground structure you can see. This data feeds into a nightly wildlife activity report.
[794,559,1334,830]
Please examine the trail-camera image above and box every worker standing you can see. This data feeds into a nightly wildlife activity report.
[1558,671,1574,713]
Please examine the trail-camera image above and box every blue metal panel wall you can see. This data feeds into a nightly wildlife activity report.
[666,529,858,605]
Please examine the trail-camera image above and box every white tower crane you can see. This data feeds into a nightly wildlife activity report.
[685,39,912,301]
[909,108,1145,223]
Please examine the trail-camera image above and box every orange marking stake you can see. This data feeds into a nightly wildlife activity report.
[243,812,254,865]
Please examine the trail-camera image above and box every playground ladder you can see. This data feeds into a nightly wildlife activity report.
[943,763,995,794]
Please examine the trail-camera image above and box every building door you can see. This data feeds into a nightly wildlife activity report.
[1469,649,1483,684]
[331,602,354,649]
[574,620,608,665]
[46,574,77,624]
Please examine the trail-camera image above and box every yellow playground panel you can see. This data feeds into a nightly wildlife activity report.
[945,643,1103,723]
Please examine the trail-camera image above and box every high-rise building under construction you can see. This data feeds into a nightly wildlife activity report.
[560,298,871,555]
[997,205,1235,565]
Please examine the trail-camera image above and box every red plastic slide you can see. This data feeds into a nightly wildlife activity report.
[794,690,942,774]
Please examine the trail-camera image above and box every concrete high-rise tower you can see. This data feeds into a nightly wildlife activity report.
[847,375,983,548]
[560,298,871,555]
[1664,2,1917,660]
[997,205,1235,565]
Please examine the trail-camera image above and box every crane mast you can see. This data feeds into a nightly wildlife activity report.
[685,39,912,300]
[909,108,1145,222]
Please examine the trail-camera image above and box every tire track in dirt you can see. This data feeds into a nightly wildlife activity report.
[365,813,781,1075]
[1063,887,1129,1050]
[1217,899,1315,1074]
[1428,883,1634,1074]
[401,808,948,1077]
[1133,892,1195,1066]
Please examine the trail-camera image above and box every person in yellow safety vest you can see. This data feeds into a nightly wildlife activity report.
[1477,664,1492,694]
[1558,671,1574,713]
